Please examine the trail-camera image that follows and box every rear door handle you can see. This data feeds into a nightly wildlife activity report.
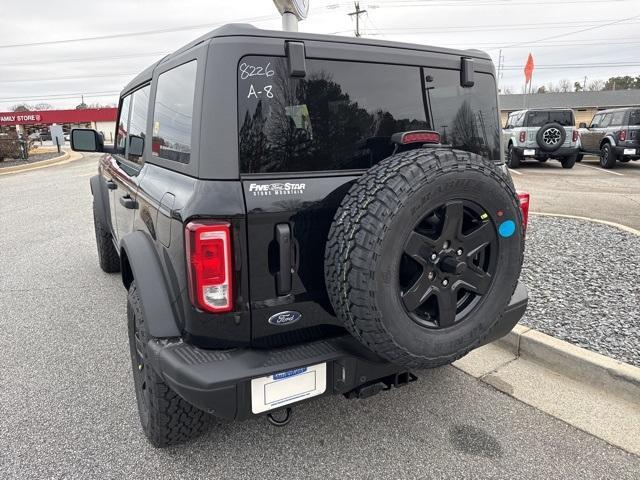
[106,180,117,190]
[119,195,138,210]
[275,223,292,295]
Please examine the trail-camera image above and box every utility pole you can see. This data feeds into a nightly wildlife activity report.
[583,76,587,91]
[348,2,367,37]
[496,49,504,89]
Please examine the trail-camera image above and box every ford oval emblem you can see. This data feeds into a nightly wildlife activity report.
[268,311,302,326]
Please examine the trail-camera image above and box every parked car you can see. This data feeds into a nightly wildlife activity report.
[503,108,579,169]
[71,24,529,447]
[578,108,640,169]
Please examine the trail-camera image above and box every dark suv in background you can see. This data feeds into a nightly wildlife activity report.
[70,24,528,448]
[578,107,640,168]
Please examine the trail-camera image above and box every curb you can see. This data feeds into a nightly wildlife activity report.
[495,325,640,404]
[530,211,640,236]
[0,150,84,176]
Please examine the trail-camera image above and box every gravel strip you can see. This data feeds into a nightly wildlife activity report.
[0,151,63,169]
[520,215,640,367]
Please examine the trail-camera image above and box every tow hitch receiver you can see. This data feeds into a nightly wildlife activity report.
[345,372,418,399]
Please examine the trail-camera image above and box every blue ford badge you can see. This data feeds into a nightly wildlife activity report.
[268,311,302,326]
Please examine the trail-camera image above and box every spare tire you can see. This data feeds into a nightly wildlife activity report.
[536,122,566,152]
[325,148,524,369]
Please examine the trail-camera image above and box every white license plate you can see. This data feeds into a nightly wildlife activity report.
[623,148,636,155]
[251,363,327,414]
[523,149,536,156]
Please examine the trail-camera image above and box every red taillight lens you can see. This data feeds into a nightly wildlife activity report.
[572,130,579,142]
[185,221,233,313]
[519,131,526,143]
[518,193,530,235]
[619,129,627,142]
[402,131,441,144]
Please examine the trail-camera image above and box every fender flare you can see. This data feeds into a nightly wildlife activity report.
[121,231,181,338]
[90,175,112,232]
[601,135,616,149]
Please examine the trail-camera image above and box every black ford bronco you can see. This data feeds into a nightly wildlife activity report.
[71,24,529,447]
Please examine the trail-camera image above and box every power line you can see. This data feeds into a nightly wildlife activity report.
[0,52,168,68]
[0,72,138,84]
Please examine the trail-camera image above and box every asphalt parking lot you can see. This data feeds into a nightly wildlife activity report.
[510,155,640,230]
[1,154,639,479]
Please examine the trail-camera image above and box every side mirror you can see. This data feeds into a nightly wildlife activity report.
[578,122,588,129]
[71,128,103,152]
[128,134,145,157]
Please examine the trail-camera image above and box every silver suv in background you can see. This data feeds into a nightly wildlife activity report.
[503,109,579,169]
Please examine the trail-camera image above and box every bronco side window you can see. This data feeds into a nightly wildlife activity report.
[115,95,132,156]
[152,61,197,164]
[127,85,151,164]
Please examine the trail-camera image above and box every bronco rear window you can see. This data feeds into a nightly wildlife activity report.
[237,57,430,173]
[525,110,574,127]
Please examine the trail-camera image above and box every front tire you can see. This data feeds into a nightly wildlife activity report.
[560,155,577,169]
[93,201,120,273]
[600,143,617,169]
[507,144,521,168]
[128,282,211,447]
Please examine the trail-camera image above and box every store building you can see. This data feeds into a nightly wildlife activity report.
[0,107,117,142]
[499,90,640,126]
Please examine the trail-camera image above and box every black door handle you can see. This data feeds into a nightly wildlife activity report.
[275,223,292,295]
[119,195,138,209]
[106,180,117,190]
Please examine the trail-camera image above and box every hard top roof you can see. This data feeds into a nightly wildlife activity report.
[121,23,491,95]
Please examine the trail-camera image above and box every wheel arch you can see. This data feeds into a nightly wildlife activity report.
[90,175,112,233]
[120,231,181,338]
[600,136,614,149]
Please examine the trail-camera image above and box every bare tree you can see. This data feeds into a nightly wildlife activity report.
[501,86,514,94]
[587,79,605,91]
[558,79,572,92]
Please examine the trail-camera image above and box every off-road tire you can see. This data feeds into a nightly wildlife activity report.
[325,148,524,369]
[600,142,617,169]
[93,201,120,273]
[560,155,577,169]
[536,122,566,152]
[576,154,583,162]
[507,144,521,168]
[127,282,211,447]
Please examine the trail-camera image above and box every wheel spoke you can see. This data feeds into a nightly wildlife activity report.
[458,266,492,295]
[462,222,493,256]
[404,231,437,262]
[436,290,457,327]
[439,201,464,241]
[402,274,434,312]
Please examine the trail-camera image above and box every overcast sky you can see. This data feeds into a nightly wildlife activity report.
[0,0,638,111]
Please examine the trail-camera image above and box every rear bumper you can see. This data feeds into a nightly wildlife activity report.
[514,146,578,157]
[148,282,528,419]
[614,146,640,158]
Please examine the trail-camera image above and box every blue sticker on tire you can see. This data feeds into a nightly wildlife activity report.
[498,220,516,238]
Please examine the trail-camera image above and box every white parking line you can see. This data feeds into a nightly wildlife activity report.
[508,168,523,175]
[577,163,624,176]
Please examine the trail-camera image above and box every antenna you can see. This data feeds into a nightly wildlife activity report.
[272,0,310,32]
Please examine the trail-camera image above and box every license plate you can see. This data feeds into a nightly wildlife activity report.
[251,363,327,414]
[623,148,636,155]
[523,149,536,156]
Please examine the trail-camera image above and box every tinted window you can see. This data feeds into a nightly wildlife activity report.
[610,111,625,126]
[152,61,197,164]
[238,57,430,173]
[115,95,131,155]
[525,110,573,127]
[127,85,150,163]
[426,69,501,159]
[600,113,612,128]
[629,110,640,125]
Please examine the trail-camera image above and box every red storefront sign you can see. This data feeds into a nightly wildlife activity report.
[0,108,117,126]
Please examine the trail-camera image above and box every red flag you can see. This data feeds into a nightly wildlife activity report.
[524,53,534,83]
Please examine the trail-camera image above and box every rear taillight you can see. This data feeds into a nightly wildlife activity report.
[518,193,530,235]
[400,130,441,145]
[519,131,526,143]
[572,130,579,142]
[185,221,233,313]
[618,129,627,142]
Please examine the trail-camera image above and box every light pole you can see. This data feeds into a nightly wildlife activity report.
[272,0,310,32]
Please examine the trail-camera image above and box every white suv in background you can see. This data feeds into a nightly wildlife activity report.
[503,109,579,169]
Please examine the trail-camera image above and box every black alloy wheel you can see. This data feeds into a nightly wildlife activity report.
[132,303,150,428]
[399,200,498,329]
